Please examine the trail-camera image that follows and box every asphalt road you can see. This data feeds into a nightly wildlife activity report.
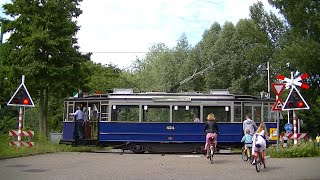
[0,152,319,180]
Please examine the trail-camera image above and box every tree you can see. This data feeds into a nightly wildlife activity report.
[0,0,88,136]
[86,61,132,93]
[249,0,320,136]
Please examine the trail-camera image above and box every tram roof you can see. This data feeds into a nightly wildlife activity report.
[65,90,274,102]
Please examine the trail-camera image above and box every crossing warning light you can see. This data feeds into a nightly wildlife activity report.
[7,77,34,107]
[282,86,309,110]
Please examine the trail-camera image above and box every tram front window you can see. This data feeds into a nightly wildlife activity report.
[172,106,200,122]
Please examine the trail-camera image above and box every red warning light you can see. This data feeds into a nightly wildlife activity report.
[298,101,304,108]
[22,98,29,105]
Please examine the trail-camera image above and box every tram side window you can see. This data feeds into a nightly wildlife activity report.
[244,106,251,121]
[67,105,74,121]
[203,106,230,122]
[111,105,139,122]
[234,105,242,122]
[254,106,262,122]
[172,106,200,122]
[244,105,262,122]
[263,103,273,122]
[142,105,169,122]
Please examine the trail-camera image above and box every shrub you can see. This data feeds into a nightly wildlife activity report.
[268,143,320,158]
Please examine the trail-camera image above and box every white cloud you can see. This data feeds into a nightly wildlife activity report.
[1,0,278,69]
[76,0,278,69]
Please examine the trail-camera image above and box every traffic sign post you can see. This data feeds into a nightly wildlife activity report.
[272,83,285,111]
[277,71,310,145]
[7,75,35,147]
[271,83,285,150]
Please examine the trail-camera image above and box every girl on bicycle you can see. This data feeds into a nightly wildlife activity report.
[204,113,219,158]
[251,122,269,164]
[241,129,253,158]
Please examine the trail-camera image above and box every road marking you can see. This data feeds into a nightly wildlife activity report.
[179,155,201,158]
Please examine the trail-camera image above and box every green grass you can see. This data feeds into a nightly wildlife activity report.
[0,135,105,159]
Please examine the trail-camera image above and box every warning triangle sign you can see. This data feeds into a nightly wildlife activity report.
[282,86,309,111]
[7,83,35,107]
[272,99,283,111]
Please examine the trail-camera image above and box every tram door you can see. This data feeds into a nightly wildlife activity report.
[86,102,100,140]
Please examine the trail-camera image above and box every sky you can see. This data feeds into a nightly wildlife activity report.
[0,0,277,69]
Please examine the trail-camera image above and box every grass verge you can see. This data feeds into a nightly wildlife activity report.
[0,135,104,159]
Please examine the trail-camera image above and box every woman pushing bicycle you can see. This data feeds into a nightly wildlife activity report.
[204,113,219,158]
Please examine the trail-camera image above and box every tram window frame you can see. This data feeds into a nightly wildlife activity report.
[100,104,109,122]
[244,103,262,122]
[67,104,75,122]
[253,106,262,122]
[172,106,200,123]
[234,105,242,122]
[263,103,273,122]
[111,105,139,122]
[88,103,100,122]
[142,105,170,122]
[203,106,230,122]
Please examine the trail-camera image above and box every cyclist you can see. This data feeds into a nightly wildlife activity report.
[204,113,219,158]
[241,129,253,159]
[251,122,269,165]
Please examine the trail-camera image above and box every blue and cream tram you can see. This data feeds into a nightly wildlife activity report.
[61,89,277,153]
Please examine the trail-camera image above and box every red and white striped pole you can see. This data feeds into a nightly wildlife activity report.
[293,110,297,145]
[18,106,23,147]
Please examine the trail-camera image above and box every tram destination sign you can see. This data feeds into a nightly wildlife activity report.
[152,97,191,102]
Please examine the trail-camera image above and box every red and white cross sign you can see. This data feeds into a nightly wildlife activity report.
[276,73,309,89]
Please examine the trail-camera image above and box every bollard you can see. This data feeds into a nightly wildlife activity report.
[283,134,288,148]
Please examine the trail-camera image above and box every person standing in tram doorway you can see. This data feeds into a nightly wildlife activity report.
[243,114,257,135]
[72,106,85,139]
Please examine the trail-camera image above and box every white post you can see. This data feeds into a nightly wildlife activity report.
[22,75,25,84]
[18,107,23,147]
[283,133,288,148]
[267,62,270,98]
[276,111,279,150]
[293,110,298,145]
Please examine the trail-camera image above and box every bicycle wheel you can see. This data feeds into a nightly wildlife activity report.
[255,152,261,172]
[242,148,248,161]
[210,145,214,164]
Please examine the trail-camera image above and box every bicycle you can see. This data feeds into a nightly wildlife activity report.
[207,137,215,164]
[241,145,252,162]
[253,149,266,172]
